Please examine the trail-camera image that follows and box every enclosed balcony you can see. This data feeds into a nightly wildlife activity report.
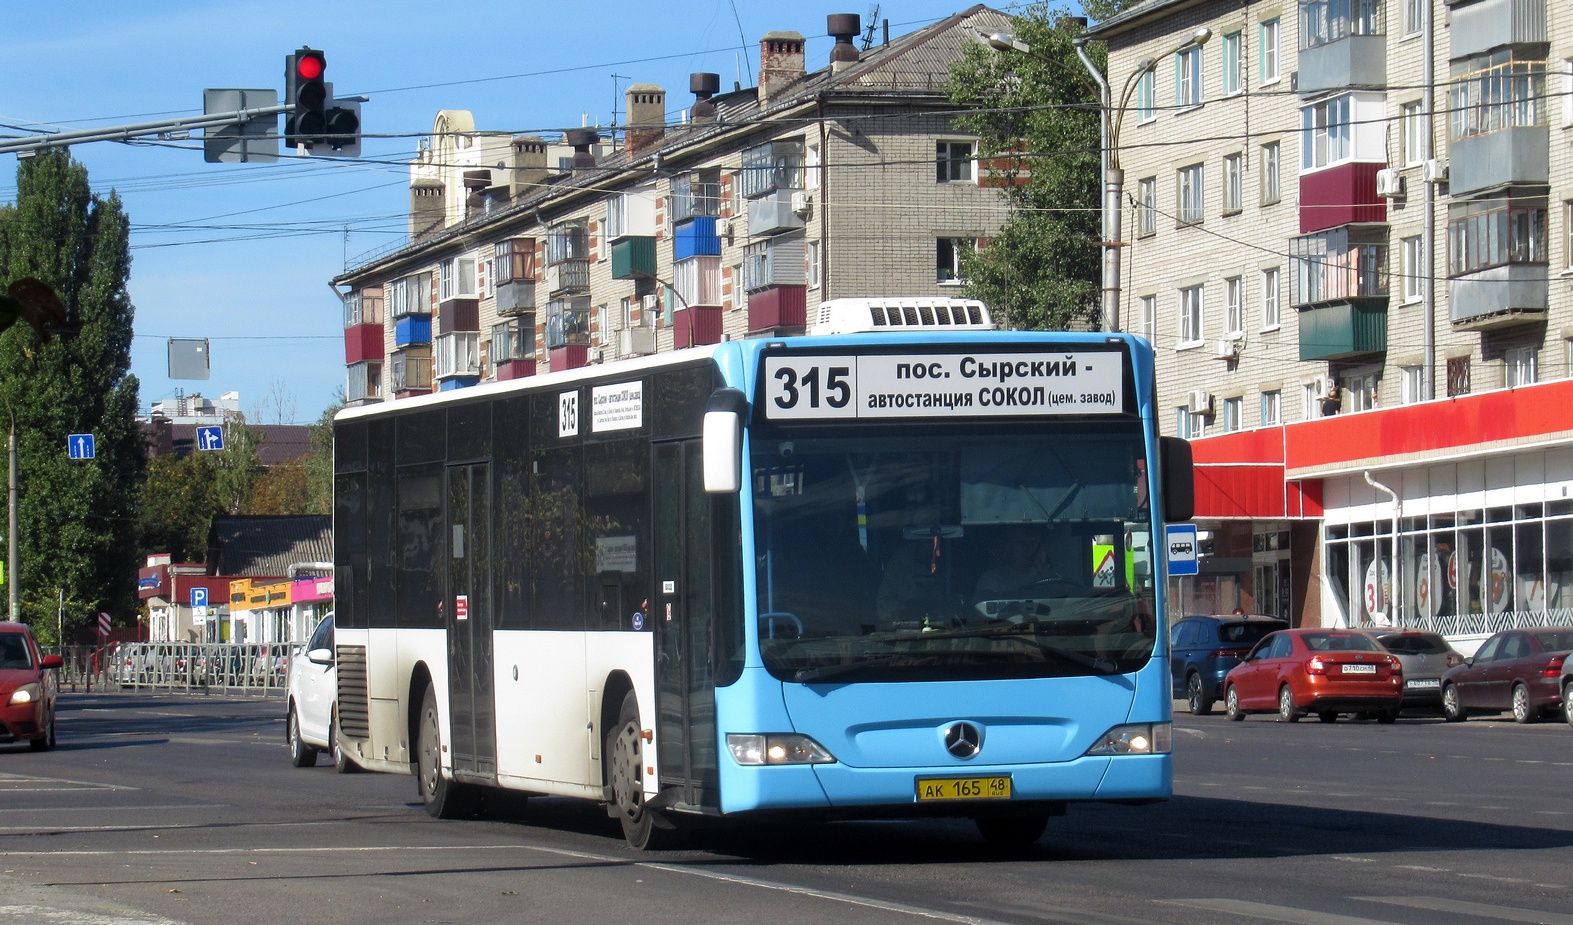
[610,237,657,280]
[1447,54,1548,196]
[346,361,383,406]
[1290,226,1389,361]
[545,296,590,349]
[395,315,432,347]
[670,170,721,224]
[1297,0,1385,93]
[494,238,537,315]
[491,319,536,381]
[545,259,590,295]
[387,272,432,319]
[1298,93,1387,233]
[1448,193,1548,330]
[433,331,480,382]
[673,216,721,259]
[747,188,807,237]
[343,287,384,364]
[390,347,432,397]
[1449,0,1547,60]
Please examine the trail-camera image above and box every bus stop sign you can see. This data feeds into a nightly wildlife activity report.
[1166,524,1199,576]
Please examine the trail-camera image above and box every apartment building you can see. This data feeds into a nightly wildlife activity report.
[333,7,1013,406]
[1087,0,1573,640]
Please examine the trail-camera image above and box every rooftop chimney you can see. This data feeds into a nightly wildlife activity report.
[564,128,600,176]
[510,135,548,198]
[409,179,445,240]
[625,83,666,154]
[690,72,720,123]
[827,14,861,72]
[758,31,806,107]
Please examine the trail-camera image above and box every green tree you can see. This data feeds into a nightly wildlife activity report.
[304,396,343,516]
[946,3,1113,331]
[139,453,221,563]
[213,414,264,515]
[0,150,142,642]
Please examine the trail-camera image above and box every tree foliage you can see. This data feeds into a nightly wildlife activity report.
[304,396,342,515]
[0,150,142,641]
[139,453,221,563]
[946,3,1108,331]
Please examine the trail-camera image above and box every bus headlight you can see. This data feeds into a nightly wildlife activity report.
[9,683,39,705]
[1084,723,1171,756]
[726,734,836,766]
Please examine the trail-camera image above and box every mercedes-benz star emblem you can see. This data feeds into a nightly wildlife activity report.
[945,722,982,759]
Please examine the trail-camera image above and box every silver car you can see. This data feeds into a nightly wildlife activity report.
[1373,629,1463,709]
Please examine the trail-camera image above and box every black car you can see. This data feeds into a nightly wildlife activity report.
[1170,614,1289,714]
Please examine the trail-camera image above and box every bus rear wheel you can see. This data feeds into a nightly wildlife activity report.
[606,690,683,850]
[416,686,477,819]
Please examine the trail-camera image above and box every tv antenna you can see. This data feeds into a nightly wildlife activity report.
[861,5,881,50]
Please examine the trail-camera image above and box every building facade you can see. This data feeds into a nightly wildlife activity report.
[1087,0,1573,642]
[334,8,1016,405]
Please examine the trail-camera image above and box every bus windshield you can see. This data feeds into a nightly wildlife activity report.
[751,422,1157,683]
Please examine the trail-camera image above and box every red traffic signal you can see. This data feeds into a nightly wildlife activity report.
[285,47,328,147]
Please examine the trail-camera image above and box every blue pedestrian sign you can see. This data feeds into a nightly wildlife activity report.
[1166,524,1200,576]
[196,425,225,451]
[190,588,208,608]
[67,434,95,460]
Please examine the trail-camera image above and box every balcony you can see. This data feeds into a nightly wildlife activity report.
[1450,127,1549,196]
[747,188,807,237]
[610,237,657,280]
[673,216,721,259]
[545,296,590,349]
[387,273,432,319]
[433,331,480,380]
[1299,163,1386,234]
[395,315,431,347]
[435,298,478,335]
[618,327,656,357]
[1450,264,1547,330]
[1297,301,1388,360]
[495,279,536,315]
[344,324,383,364]
[549,345,588,373]
[391,347,432,396]
[1447,57,1548,196]
[346,361,383,406]
[545,258,590,295]
[673,305,723,348]
[1449,0,1546,60]
[674,255,721,307]
[747,285,807,334]
[1290,225,1389,360]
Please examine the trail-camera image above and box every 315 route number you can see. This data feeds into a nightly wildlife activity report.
[764,357,858,419]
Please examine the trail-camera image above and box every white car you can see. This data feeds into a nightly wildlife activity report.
[286,614,355,771]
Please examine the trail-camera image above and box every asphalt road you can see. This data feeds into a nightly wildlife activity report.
[0,693,1569,925]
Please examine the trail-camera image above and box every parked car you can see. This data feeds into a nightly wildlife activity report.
[286,614,354,771]
[0,621,62,750]
[1371,629,1464,709]
[1224,627,1404,723]
[1561,655,1573,728]
[1170,614,1289,714]
[1440,626,1573,723]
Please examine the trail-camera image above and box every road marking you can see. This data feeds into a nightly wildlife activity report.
[0,904,180,925]
[0,775,131,793]
[1357,897,1573,924]
[1160,898,1403,924]
[0,806,218,815]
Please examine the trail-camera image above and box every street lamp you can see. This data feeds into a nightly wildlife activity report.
[990,26,1210,332]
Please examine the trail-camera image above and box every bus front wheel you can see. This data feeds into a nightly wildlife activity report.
[606,690,683,850]
[416,686,477,819]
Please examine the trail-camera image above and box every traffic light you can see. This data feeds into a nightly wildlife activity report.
[284,47,327,148]
[321,98,361,156]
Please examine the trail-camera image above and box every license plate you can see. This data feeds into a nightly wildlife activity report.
[1341,663,1377,674]
[1406,678,1440,689]
[916,776,1012,801]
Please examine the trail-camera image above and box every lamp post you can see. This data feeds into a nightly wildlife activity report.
[989,27,1210,332]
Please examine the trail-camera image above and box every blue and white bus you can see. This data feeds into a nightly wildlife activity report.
[330,299,1193,849]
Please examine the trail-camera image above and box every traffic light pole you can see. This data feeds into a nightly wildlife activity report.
[0,104,294,156]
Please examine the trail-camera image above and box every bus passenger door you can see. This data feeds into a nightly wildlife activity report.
[652,440,720,810]
[446,461,496,779]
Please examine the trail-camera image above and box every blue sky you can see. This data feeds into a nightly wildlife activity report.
[0,1,1013,424]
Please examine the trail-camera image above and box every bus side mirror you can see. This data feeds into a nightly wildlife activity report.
[1160,436,1194,523]
[703,388,750,494]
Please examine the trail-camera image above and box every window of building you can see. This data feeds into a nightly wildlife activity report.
[937,238,972,285]
[1261,389,1281,425]
[1175,406,1191,438]
[1222,31,1242,96]
[1138,177,1157,237]
[1400,365,1424,403]
[1303,381,1323,418]
[1178,163,1205,224]
[1260,18,1281,84]
[1564,60,1573,127]
[740,138,805,198]
[1136,70,1155,123]
[1506,346,1539,387]
[936,141,974,183]
[1345,371,1379,411]
[1401,101,1425,166]
[1179,284,1204,344]
[1260,141,1280,204]
[1301,95,1352,170]
[1401,235,1423,302]
[1140,294,1157,341]
[1261,266,1281,329]
[1448,195,1547,276]
[1565,200,1573,267]
[1225,276,1244,335]
[491,320,528,364]
[1223,153,1243,214]
[1176,45,1203,108]
[1403,0,1425,36]
[1449,50,1546,142]
[808,241,821,289]
[1223,396,1244,432]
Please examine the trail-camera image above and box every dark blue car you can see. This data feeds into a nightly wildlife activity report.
[1170,614,1289,714]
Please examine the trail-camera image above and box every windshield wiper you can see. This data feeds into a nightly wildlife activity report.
[888,622,1121,675]
[793,652,938,684]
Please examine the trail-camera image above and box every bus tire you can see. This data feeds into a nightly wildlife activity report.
[416,685,477,819]
[606,690,683,850]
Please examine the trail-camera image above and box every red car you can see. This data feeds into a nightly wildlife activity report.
[1440,626,1573,723]
[1224,628,1404,724]
[0,621,62,750]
